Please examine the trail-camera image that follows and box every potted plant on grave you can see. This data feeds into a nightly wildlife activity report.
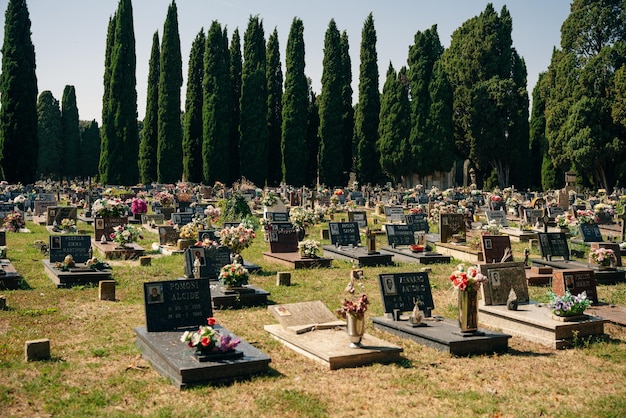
[218,262,249,289]
[153,191,175,219]
[547,290,591,319]
[219,223,256,264]
[336,278,369,348]
[178,221,199,250]
[130,197,148,221]
[589,247,617,270]
[576,209,598,225]
[110,224,143,249]
[203,205,221,228]
[59,218,77,233]
[180,317,241,362]
[2,210,26,233]
[92,198,129,218]
[298,239,321,258]
[449,264,486,333]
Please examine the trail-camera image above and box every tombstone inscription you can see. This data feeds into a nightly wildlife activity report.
[385,224,416,246]
[49,235,92,263]
[171,212,195,227]
[267,222,299,253]
[348,211,368,229]
[578,223,603,242]
[480,235,514,263]
[485,210,509,227]
[46,206,78,226]
[537,232,569,261]
[184,245,231,279]
[94,216,128,241]
[439,213,465,244]
[404,214,429,233]
[328,222,361,246]
[378,272,434,315]
[479,262,529,306]
[551,269,598,304]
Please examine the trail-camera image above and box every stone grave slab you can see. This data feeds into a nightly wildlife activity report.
[209,282,271,309]
[0,259,22,290]
[579,224,603,242]
[348,211,368,229]
[385,206,405,223]
[524,208,544,227]
[478,301,607,349]
[551,269,598,304]
[404,213,429,233]
[184,245,231,279]
[158,225,180,247]
[262,250,333,269]
[372,272,510,355]
[479,262,529,306]
[171,212,195,227]
[435,241,483,263]
[141,214,165,225]
[45,234,111,288]
[480,235,514,263]
[34,200,57,216]
[49,235,92,263]
[264,211,290,223]
[485,210,509,227]
[94,216,128,241]
[0,202,15,219]
[264,301,402,370]
[92,240,144,260]
[46,206,77,226]
[537,232,570,261]
[328,222,361,246]
[439,213,465,244]
[379,246,450,265]
[547,206,565,219]
[384,224,415,247]
[267,222,298,253]
[320,244,393,267]
[136,282,270,390]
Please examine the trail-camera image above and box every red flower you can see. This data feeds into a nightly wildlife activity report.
[207,317,216,326]
[200,337,211,347]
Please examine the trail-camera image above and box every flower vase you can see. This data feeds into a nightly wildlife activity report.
[296,227,306,241]
[458,289,479,333]
[346,314,365,348]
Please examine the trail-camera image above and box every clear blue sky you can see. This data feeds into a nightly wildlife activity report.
[0,0,572,124]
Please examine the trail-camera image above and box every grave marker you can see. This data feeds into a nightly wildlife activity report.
[385,224,415,246]
[158,225,180,246]
[523,208,544,226]
[267,222,299,253]
[46,206,77,226]
[552,269,598,304]
[34,200,57,216]
[480,235,514,263]
[328,222,361,246]
[184,245,232,279]
[590,242,622,267]
[537,232,570,261]
[347,211,368,229]
[404,213,429,233]
[439,213,465,244]
[143,278,212,332]
[267,300,345,334]
[171,212,195,227]
[264,212,290,223]
[378,272,434,315]
[578,223,603,242]
[48,235,92,263]
[94,216,128,241]
[0,230,5,246]
[385,206,405,223]
[485,210,509,227]
[0,203,14,219]
[141,214,165,225]
[479,262,529,306]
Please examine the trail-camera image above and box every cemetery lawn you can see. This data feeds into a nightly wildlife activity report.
[0,218,625,417]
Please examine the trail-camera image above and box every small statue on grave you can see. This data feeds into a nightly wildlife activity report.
[365,228,377,254]
[524,248,530,267]
[507,288,518,311]
[409,301,424,325]
[100,233,107,244]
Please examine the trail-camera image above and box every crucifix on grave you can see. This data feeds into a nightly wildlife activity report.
[541,208,552,234]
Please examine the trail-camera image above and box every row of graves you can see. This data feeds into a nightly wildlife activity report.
[0,229,22,290]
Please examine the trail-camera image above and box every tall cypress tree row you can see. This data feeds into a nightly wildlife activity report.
[99,14,116,183]
[305,84,320,186]
[203,21,231,184]
[79,120,101,179]
[157,0,183,184]
[339,30,354,186]
[282,18,308,186]
[318,19,345,187]
[61,86,81,180]
[240,16,268,187]
[266,28,283,186]
[0,0,38,183]
[530,72,552,190]
[36,91,62,180]
[228,29,242,185]
[378,63,411,183]
[354,13,381,186]
[183,29,205,183]
[139,31,160,184]
[101,0,139,185]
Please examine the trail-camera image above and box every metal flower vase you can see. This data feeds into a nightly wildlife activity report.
[346,314,365,348]
[458,289,479,333]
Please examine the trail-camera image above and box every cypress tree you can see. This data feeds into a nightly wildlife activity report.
[36,91,62,180]
[101,0,139,185]
[203,21,231,184]
[318,19,344,187]
[305,84,320,186]
[228,29,242,185]
[79,120,101,179]
[339,30,354,186]
[240,15,268,187]
[378,63,411,183]
[99,14,116,183]
[0,0,38,183]
[183,29,205,183]
[139,31,160,184]
[282,18,308,186]
[354,13,381,185]
[266,28,283,186]
[157,0,183,183]
[61,85,81,180]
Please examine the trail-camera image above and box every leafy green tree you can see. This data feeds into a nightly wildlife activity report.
[281,18,308,187]
[36,91,62,180]
[100,0,139,185]
[157,0,183,183]
[240,15,268,187]
[139,31,160,184]
[318,19,344,187]
[228,29,242,185]
[61,85,81,179]
[266,28,283,186]
[203,21,231,184]
[0,0,38,183]
[79,120,101,179]
[354,13,380,185]
[378,63,410,184]
[339,30,353,185]
[183,29,205,183]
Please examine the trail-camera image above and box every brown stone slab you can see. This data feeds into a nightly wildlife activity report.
[264,323,403,370]
[323,245,395,266]
[92,240,144,260]
[436,242,483,263]
[586,303,626,327]
[267,301,345,334]
[42,259,112,288]
[210,284,270,309]
[262,252,332,269]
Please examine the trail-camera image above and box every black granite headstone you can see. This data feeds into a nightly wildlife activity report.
[348,211,368,229]
[0,230,5,246]
[328,222,361,246]
[0,203,15,219]
[267,222,299,253]
[94,216,128,241]
[439,213,465,243]
[385,224,416,246]
[378,272,434,314]
[578,223,603,242]
[264,212,290,222]
[404,214,429,233]
[46,206,78,226]
[184,245,232,279]
[171,212,195,227]
[49,235,92,263]
[143,278,212,332]
[537,232,570,261]
[198,230,220,243]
